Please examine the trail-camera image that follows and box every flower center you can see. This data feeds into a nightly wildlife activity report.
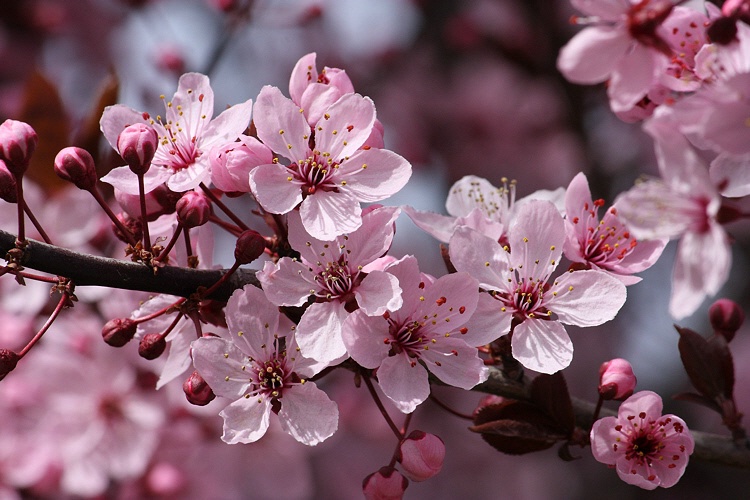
[627,0,674,55]
[252,353,291,399]
[384,316,427,362]
[574,200,639,266]
[314,258,357,302]
[289,152,339,196]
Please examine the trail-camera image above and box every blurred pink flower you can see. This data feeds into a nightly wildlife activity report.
[100,72,252,194]
[590,390,694,490]
[342,255,487,413]
[249,85,411,240]
[563,172,666,285]
[258,206,403,364]
[191,285,338,445]
[449,200,627,374]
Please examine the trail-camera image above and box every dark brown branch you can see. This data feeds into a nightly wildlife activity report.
[471,367,750,470]
[0,228,259,302]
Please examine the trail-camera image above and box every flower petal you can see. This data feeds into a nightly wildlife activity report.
[277,382,339,445]
[341,311,390,369]
[220,396,271,444]
[511,319,573,374]
[254,86,310,163]
[557,26,631,84]
[338,148,412,203]
[249,163,304,214]
[548,270,627,327]
[355,271,403,316]
[314,93,375,159]
[296,301,348,364]
[378,354,430,413]
[299,189,362,240]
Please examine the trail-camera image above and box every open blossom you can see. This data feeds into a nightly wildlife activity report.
[191,285,338,445]
[342,255,488,413]
[404,175,565,244]
[557,0,677,112]
[449,200,627,374]
[258,206,403,364]
[249,85,411,240]
[615,110,730,319]
[100,72,252,194]
[590,391,694,490]
[563,172,666,285]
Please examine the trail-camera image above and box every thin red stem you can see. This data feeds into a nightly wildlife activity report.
[199,183,249,231]
[18,292,68,358]
[87,187,138,246]
[362,372,403,441]
[138,174,152,253]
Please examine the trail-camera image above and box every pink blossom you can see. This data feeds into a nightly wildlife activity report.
[563,172,665,285]
[590,390,694,490]
[209,135,273,194]
[615,110,730,319]
[449,200,627,374]
[191,285,338,445]
[404,175,565,244]
[342,256,488,413]
[100,72,252,194]
[289,52,355,126]
[557,0,676,112]
[258,206,403,364]
[398,430,445,482]
[249,85,411,240]
[598,358,637,400]
[363,466,408,500]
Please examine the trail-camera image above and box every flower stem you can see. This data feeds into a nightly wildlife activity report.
[362,371,403,441]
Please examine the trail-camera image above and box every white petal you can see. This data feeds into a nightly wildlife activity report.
[511,320,573,374]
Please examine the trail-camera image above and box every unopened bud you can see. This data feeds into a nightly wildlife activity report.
[138,333,167,360]
[362,466,408,500]
[598,358,637,401]
[0,349,20,381]
[176,191,212,228]
[113,212,143,243]
[102,318,138,347]
[397,431,445,482]
[0,161,17,203]
[709,298,745,342]
[54,147,98,190]
[0,119,37,175]
[183,370,215,406]
[117,123,158,175]
[234,230,266,264]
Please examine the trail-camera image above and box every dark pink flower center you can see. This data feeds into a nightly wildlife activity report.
[288,152,339,196]
[573,200,639,266]
[613,413,688,478]
[314,258,358,306]
[627,0,675,55]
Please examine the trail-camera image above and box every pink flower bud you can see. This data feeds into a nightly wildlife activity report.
[0,349,20,381]
[138,333,167,360]
[176,191,212,228]
[397,431,445,482]
[598,358,637,401]
[117,123,158,175]
[0,119,37,175]
[183,370,215,406]
[0,161,18,203]
[709,299,745,342]
[234,230,267,264]
[101,318,138,347]
[362,466,408,500]
[54,146,98,191]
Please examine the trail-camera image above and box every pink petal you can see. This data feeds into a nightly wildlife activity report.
[225,285,280,356]
[295,301,348,363]
[414,272,478,336]
[557,26,631,84]
[571,0,630,19]
[190,337,251,399]
[220,396,271,444]
[99,165,172,196]
[344,205,400,265]
[711,153,750,197]
[285,209,341,264]
[301,84,342,125]
[165,161,211,192]
[277,382,339,445]
[341,311,390,369]
[508,200,565,272]
[289,52,318,105]
[100,105,147,151]
[249,163,304,214]
[338,148,412,202]
[590,416,621,464]
[355,270,402,316]
[422,338,488,389]
[379,256,423,326]
[403,206,460,243]
[460,292,513,347]
[511,319,573,374]
[155,328,193,390]
[378,354,430,413]
[548,270,626,327]
[299,189,362,240]
[254,86,310,163]
[256,259,315,307]
[445,175,503,217]
[314,93,375,159]
[618,390,663,420]
[449,226,510,292]
[609,45,662,113]
[201,98,253,150]
[172,73,215,124]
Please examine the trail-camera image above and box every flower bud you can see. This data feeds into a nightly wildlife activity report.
[709,298,745,342]
[0,349,20,381]
[101,318,138,347]
[176,191,212,228]
[397,431,445,482]
[117,123,158,175]
[138,333,167,360]
[54,147,98,190]
[598,358,637,401]
[113,212,143,243]
[0,119,37,175]
[0,161,18,203]
[183,370,215,406]
[362,466,408,500]
[234,230,267,264]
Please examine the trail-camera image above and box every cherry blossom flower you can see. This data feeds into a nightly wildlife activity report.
[100,72,252,194]
[289,52,355,126]
[342,255,488,413]
[449,200,627,374]
[557,0,677,112]
[209,135,274,194]
[249,85,411,240]
[191,285,338,445]
[590,390,694,490]
[403,175,565,244]
[257,206,403,364]
[563,172,666,285]
[615,110,730,319]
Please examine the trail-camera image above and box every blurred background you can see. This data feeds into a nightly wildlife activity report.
[1,0,749,498]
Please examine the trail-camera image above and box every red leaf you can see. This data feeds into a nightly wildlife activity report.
[676,325,730,402]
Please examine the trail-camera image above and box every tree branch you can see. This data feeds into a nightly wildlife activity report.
[0,228,259,302]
